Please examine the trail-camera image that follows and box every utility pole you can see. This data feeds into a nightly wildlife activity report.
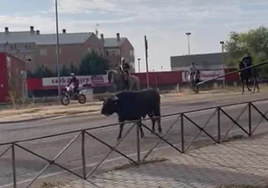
[186,32,191,55]
[144,36,149,88]
[55,0,61,98]
[137,58,141,73]
[220,41,225,88]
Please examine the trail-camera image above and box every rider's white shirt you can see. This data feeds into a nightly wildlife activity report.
[189,66,197,73]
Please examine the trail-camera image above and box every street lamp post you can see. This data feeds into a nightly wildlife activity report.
[220,41,225,88]
[55,0,61,99]
[137,58,141,73]
[186,32,191,55]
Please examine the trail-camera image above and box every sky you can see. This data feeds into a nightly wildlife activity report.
[0,0,268,72]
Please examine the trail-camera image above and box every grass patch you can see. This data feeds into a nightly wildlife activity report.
[222,134,245,143]
[113,158,168,171]
[216,185,268,188]
[38,181,65,188]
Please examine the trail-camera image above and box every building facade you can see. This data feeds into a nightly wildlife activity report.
[101,33,135,72]
[170,52,229,71]
[0,52,27,103]
[0,26,135,73]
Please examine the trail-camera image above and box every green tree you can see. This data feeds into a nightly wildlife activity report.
[225,26,268,78]
[70,62,79,75]
[79,51,110,75]
[27,70,34,78]
[60,65,70,76]
[28,65,55,78]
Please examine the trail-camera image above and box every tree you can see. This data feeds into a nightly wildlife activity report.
[27,65,56,78]
[225,26,268,79]
[79,51,110,75]
[60,65,70,76]
[70,62,79,75]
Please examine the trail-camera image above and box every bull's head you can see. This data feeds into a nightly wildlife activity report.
[100,96,119,116]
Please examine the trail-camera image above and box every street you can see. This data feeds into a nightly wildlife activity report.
[0,91,268,187]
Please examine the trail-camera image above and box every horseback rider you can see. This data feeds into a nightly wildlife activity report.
[240,53,253,77]
[119,57,131,90]
[242,53,252,68]
[68,73,79,95]
[189,62,199,83]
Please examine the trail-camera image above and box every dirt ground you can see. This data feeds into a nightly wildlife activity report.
[0,85,266,123]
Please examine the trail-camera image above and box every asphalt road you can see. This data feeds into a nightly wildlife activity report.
[1,91,268,188]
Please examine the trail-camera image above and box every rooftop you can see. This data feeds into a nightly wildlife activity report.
[0,26,130,48]
[103,37,126,48]
[0,26,93,45]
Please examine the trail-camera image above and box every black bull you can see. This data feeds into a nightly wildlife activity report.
[99,89,162,141]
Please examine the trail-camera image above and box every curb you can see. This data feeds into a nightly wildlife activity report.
[0,115,59,124]
[0,110,100,124]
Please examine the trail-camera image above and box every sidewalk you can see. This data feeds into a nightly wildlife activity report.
[59,134,268,188]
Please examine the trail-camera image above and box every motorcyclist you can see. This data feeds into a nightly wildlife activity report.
[68,73,79,95]
[119,57,131,89]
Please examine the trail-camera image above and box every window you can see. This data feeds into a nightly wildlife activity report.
[130,50,134,56]
[25,55,33,62]
[9,44,14,51]
[40,49,47,55]
[55,48,62,54]
[25,44,30,50]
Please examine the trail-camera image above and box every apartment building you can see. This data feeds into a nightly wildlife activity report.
[0,26,135,73]
[101,33,135,72]
[170,52,229,71]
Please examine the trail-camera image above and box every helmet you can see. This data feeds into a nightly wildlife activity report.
[121,57,125,62]
[70,73,75,77]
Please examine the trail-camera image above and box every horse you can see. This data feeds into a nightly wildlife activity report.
[187,71,200,94]
[107,69,140,91]
[239,61,260,94]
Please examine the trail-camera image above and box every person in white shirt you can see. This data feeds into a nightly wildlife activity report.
[189,62,198,82]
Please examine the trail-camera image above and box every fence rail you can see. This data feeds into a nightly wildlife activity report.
[197,60,268,86]
[1,98,268,188]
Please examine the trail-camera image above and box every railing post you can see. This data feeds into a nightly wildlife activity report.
[248,103,252,137]
[136,122,141,164]
[181,113,185,153]
[81,131,86,179]
[217,107,221,143]
[12,143,17,188]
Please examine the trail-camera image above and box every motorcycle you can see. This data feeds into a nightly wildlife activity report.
[60,84,87,106]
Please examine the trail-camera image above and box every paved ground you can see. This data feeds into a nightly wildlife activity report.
[1,91,268,188]
[61,133,268,188]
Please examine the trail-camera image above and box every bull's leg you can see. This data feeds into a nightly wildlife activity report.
[156,116,162,134]
[150,118,156,133]
[138,120,145,138]
[148,113,156,133]
[154,107,162,134]
[117,122,125,141]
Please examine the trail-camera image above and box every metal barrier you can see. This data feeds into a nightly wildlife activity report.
[197,60,268,86]
[1,98,268,188]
